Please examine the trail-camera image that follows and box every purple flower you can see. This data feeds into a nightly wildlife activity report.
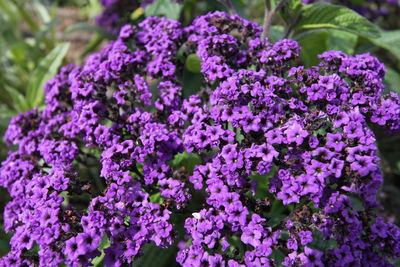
[285,123,309,145]
[326,132,346,152]
[299,246,324,267]
[64,237,81,259]
[1,10,399,267]
[371,218,389,238]
[299,230,313,245]
[76,231,101,252]
[329,158,345,178]
[287,238,298,250]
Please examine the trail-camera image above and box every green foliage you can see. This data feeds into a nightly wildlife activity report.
[182,69,204,98]
[80,0,103,19]
[27,42,70,110]
[268,25,285,43]
[326,29,358,54]
[270,249,285,266]
[279,0,303,26]
[91,234,110,266]
[230,0,249,19]
[132,213,187,267]
[349,195,365,211]
[298,29,358,66]
[0,227,11,257]
[297,30,328,66]
[250,168,291,228]
[150,192,165,204]
[308,231,337,251]
[144,0,183,20]
[0,0,64,113]
[250,167,277,199]
[0,107,15,151]
[371,30,400,61]
[225,235,245,259]
[170,152,202,174]
[132,243,180,267]
[294,3,380,39]
[185,54,202,73]
[64,23,115,40]
[384,67,400,95]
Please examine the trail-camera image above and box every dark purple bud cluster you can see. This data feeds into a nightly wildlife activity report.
[1,11,400,266]
[96,0,142,35]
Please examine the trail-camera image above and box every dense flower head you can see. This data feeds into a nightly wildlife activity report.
[1,11,400,266]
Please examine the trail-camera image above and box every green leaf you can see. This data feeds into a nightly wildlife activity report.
[279,0,303,25]
[268,25,285,43]
[326,29,358,55]
[91,234,110,267]
[370,30,400,61]
[185,54,201,73]
[82,34,105,59]
[149,192,164,204]
[8,42,28,69]
[170,152,201,174]
[351,0,366,5]
[6,0,39,33]
[64,23,115,40]
[0,225,11,257]
[353,35,377,54]
[33,2,51,24]
[0,108,15,132]
[134,213,187,266]
[294,3,380,39]
[124,216,131,226]
[144,0,182,20]
[226,235,246,259]
[182,69,204,98]
[4,85,30,112]
[250,166,278,199]
[308,230,337,251]
[271,249,285,265]
[0,0,19,25]
[297,30,328,67]
[231,0,249,20]
[132,243,179,267]
[35,18,59,46]
[384,67,400,94]
[349,195,364,211]
[26,42,70,109]
[81,0,103,19]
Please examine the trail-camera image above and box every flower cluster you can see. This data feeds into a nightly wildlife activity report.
[1,11,400,266]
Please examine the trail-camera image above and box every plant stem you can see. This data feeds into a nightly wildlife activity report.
[262,0,286,38]
[218,0,235,15]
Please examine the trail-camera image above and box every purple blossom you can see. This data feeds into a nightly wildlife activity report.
[0,11,399,267]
